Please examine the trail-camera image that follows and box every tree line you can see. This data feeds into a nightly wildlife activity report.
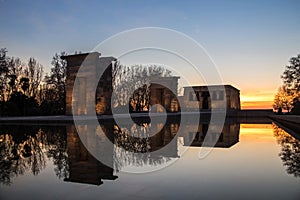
[273,54,300,114]
[0,48,67,116]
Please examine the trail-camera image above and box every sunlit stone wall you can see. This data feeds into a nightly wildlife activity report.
[182,85,240,111]
[62,52,116,116]
[149,76,180,112]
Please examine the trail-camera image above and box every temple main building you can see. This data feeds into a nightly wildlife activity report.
[62,52,240,115]
[182,85,240,111]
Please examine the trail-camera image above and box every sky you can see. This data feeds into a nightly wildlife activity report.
[0,0,300,109]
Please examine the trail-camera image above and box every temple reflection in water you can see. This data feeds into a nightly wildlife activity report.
[65,125,117,185]
[183,121,240,148]
[0,119,243,186]
[64,119,240,185]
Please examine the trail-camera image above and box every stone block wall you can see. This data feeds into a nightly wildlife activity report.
[62,52,115,116]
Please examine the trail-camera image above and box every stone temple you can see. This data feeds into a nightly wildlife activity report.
[182,85,240,111]
[62,52,115,115]
[62,52,240,115]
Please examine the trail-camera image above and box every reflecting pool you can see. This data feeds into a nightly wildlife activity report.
[0,118,299,200]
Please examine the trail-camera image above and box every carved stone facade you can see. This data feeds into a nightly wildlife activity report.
[182,85,240,111]
[62,52,115,115]
[149,76,180,112]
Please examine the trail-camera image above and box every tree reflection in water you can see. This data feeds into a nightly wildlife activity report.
[273,123,300,177]
[44,127,69,179]
[0,122,178,185]
[0,126,69,185]
[0,126,47,185]
[114,123,152,153]
[113,122,178,169]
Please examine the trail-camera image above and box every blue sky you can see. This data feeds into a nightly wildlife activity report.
[1,0,300,107]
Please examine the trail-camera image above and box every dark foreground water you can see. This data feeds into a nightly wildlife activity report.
[0,118,299,200]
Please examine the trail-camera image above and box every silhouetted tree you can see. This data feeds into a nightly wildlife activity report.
[0,48,52,116]
[20,77,29,94]
[26,57,43,99]
[43,52,67,114]
[0,48,47,115]
[112,64,172,112]
[4,57,23,99]
[274,54,300,113]
[0,48,9,102]
[8,74,17,94]
[281,54,300,92]
[273,86,297,113]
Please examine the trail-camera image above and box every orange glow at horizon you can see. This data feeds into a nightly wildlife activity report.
[240,91,274,109]
[239,124,275,142]
[241,101,273,109]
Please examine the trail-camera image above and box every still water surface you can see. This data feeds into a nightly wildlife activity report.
[0,118,299,200]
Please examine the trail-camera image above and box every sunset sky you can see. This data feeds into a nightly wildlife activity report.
[1,0,300,109]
